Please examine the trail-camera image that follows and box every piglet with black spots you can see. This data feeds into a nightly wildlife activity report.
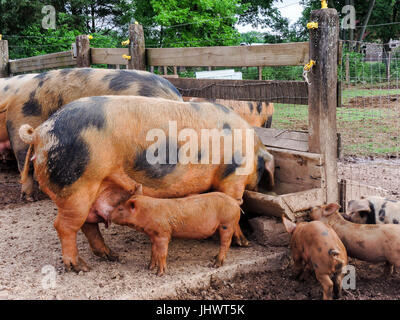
[345,196,400,225]
[311,203,400,276]
[112,190,248,276]
[282,216,347,300]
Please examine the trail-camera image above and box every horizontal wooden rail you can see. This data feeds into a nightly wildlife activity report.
[91,48,128,65]
[9,51,76,73]
[167,78,308,105]
[254,128,309,152]
[147,42,309,67]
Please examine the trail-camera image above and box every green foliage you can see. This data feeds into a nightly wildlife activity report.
[7,12,122,59]
[239,31,264,44]
[145,0,244,47]
[298,0,400,43]
[262,66,304,81]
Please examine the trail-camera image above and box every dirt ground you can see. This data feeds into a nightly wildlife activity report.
[0,162,287,300]
[169,259,400,300]
[1,158,400,300]
[345,95,399,109]
[338,158,400,199]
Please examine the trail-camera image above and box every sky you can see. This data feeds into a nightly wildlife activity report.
[236,0,304,33]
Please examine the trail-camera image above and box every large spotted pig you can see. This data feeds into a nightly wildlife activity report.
[185,98,274,128]
[345,196,400,225]
[19,95,275,272]
[0,74,39,153]
[311,203,400,276]
[0,68,182,200]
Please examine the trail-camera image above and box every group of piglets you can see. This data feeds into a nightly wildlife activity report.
[1,68,275,276]
[282,196,400,300]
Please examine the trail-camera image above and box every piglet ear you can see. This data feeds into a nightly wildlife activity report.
[282,215,296,234]
[323,203,340,216]
[347,199,370,214]
[135,184,143,195]
[127,199,136,212]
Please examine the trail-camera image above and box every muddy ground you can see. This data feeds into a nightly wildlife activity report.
[1,159,400,300]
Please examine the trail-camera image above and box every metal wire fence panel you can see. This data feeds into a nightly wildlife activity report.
[338,40,400,207]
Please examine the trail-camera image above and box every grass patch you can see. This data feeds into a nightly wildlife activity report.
[272,103,399,157]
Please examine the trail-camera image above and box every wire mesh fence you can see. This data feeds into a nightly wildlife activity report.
[338,40,400,208]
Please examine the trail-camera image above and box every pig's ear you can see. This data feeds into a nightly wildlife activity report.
[282,215,296,234]
[323,203,341,216]
[127,198,136,212]
[264,157,275,190]
[134,184,143,195]
[347,199,370,214]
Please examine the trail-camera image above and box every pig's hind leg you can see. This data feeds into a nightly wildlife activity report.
[233,223,250,247]
[214,224,235,268]
[316,273,334,300]
[81,223,119,261]
[332,271,344,299]
[384,261,395,276]
[291,255,306,281]
[107,171,141,195]
[54,184,100,272]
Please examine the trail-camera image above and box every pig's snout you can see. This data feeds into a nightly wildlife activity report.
[110,205,131,226]
[341,212,352,221]
[0,140,10,153]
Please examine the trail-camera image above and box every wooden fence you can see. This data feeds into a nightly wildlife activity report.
[0,23,310,105]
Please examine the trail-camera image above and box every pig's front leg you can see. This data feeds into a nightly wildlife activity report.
[149,236,170,276]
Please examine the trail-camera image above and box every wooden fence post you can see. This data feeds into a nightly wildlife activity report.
[0,40,9,77]
[345,54,350,86]
[128,23,146,70]
[76,35,91,67]
[308,8,339,204]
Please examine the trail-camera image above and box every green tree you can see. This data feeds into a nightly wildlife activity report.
[138,0,244,47]
[297,0,400,43]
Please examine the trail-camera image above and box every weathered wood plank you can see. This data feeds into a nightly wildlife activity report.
[91,48,128,65]
[76,35,91,67]
[147,42,309,67]
[128,23,146,70]
[167,78,308,105]
[243,188,325,221]
[0,40,9,77]
[308,9,339,203]
[243,190,294,220]
[254,127,308,152]
[281,188,326,214]
[9,51,76,74]
[268,147,324,193]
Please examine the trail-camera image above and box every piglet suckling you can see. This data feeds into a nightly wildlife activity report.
[282,216,347,300]
[310,203,400,276]
[111,191,249,276]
